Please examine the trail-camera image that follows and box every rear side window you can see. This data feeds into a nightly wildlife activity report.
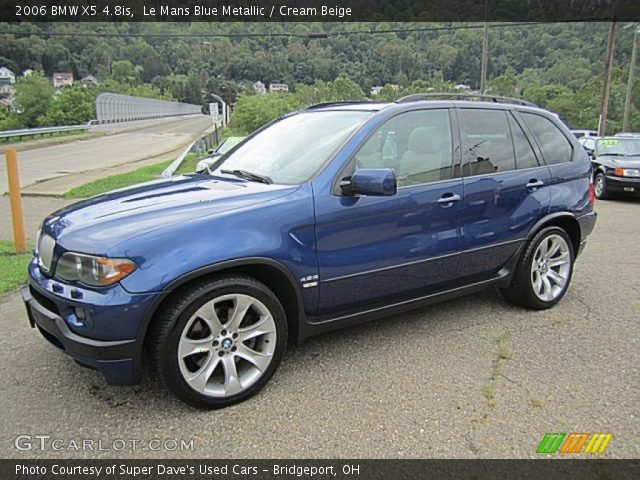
[459,109,515,176]
[508,114,540,170]
[520,112,573,165]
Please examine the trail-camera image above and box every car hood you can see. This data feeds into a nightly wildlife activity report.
[598,155,640,168]
[42,174,298,254]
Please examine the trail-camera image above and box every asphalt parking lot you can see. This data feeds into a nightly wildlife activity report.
[0,197,638,459]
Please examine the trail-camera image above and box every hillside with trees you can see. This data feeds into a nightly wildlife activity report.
[0,22,638,134]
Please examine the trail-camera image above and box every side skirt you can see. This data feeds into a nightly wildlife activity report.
[297,244,523,343]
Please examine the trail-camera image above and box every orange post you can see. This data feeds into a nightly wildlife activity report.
[5,149,26,254]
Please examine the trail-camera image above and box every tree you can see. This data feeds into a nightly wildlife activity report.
[38,85,95,126]
[183,74,203,105]
[0,107,22,130]
[489,70,518,97]
[230,94,295,133]
[110,60,142,85]
[14,72,54,127]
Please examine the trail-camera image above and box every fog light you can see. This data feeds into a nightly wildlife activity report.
[74,307,87,321]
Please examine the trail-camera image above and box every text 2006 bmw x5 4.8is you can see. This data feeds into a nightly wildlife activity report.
[23,95,597,408]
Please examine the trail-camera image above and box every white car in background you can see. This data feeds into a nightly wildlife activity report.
[571,129,598,139]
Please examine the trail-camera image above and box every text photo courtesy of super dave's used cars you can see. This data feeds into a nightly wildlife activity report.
[22,95,598,409]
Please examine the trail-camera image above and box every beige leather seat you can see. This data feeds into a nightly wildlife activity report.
[399,126,447,184]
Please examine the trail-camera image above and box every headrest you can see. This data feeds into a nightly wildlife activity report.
[408,126,443,154]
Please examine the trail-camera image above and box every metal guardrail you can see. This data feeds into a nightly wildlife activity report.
[0,123,91,140]
[161,130,220,179]
[161,140,198,179]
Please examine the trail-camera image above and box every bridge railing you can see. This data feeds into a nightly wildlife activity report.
[95,93,201,123]
[0,123,91,141]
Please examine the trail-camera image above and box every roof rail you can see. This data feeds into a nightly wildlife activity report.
[395,93,537,107]
[305,101,375,110]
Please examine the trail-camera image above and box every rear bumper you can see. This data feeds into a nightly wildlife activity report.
[576,211,597,257]
[605,175,640,194]
[22,284,141,386]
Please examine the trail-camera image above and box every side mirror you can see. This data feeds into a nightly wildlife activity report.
[207,149,216,155]
[341,168,397,196]
[584,147,595,158]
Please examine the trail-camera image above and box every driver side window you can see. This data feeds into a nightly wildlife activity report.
[354,109,454,187]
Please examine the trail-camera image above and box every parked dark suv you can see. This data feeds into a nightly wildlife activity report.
[23,94,597,408]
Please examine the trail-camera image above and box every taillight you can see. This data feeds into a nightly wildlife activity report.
[588,177,595,205]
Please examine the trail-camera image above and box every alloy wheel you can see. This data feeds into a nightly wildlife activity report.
[530,234,571,302]
[177,294,277,397]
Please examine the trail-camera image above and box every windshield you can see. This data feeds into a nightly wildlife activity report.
[211,111,372,184]
[217,137,244,154]
[596,138,640,156]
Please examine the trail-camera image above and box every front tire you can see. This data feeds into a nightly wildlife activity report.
[150,275,287,409]
[502,227,574,310]
[594,172,611,200]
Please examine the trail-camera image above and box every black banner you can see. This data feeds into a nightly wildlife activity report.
[1,0,640,23]
[2,459,640,480]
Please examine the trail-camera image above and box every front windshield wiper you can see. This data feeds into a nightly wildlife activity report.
[601,152,625,156]
[220,169,273,184]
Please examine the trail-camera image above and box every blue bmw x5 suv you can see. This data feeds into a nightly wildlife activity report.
[23,94,597,408]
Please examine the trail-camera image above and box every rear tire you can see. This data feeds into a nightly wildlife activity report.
[502,227,574,310]
[149,275,287,409]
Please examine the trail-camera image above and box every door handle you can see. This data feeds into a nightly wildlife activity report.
[526,179,544,189]
[437,193,462,204]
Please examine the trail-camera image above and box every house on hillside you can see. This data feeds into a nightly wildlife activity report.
[0,69,15,97]
[371,86,383,96]
[22,69,33,77]
[0,97,13,109]
[53,72,74,88]
[0,67,16,85]
[269,82,288,93]
[81,75,98,86]
[456,84,472,92]
[0,84,15,96]
[253,81,266,95]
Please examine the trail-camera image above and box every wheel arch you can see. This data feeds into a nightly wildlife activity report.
[526,213,581,256]
[139,258,306,357]
[593,165,607,177]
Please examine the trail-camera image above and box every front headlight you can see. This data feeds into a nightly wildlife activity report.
[614,168,640,177]
[55,252,136,287]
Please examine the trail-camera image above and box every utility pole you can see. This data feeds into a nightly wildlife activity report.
[599,3,619,136]
[623,25,639,132]
[223,49,232,126]
[480,0,489,94]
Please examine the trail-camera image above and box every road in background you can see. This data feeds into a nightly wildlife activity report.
[0,115,213,195]
[0,197,638,458]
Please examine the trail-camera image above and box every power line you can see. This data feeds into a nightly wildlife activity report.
[0,21,561,39]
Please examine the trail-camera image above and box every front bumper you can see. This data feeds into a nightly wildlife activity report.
[23,260,160,386]
[605,175,640,194]
[22,285,139,385]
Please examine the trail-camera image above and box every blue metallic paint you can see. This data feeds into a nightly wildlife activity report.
[25,100,596,386]
[28,260,158,341]
[314,178,465,315]
[348,168,397,196]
